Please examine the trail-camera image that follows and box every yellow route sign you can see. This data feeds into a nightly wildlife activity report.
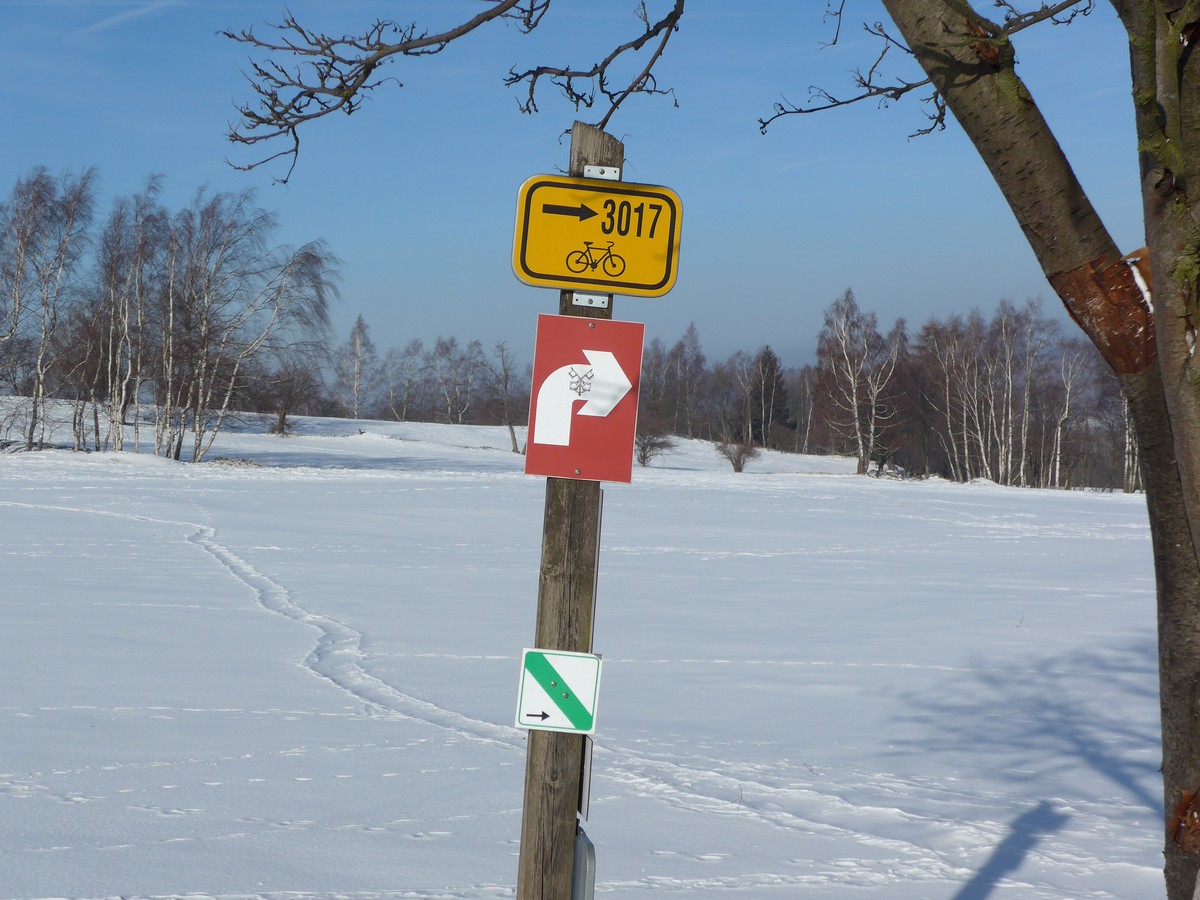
[512,174,682,298]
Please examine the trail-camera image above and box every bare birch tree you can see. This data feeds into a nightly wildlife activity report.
[381,338,427,422]
[0,170,51,345]
[156,189,335,461]
[1048,337,1091,487]
[816,289,903,473]
[95,179,166,451]
[479,339,526,453]
[750,345,790,449]
[667,322,706,438]
[786,364,816,454]
[9,168,97,450]
[333,314,381,419]
[426,336,484,424]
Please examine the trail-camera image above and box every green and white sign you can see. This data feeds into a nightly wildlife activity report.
[515,648,603,735]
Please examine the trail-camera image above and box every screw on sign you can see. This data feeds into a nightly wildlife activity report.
[525,314,645,484]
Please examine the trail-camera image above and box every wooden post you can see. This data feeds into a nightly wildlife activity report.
[515,122,623,900]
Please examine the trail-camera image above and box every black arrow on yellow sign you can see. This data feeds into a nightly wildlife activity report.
[541,202,597,222]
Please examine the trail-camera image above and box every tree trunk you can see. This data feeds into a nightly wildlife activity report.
[881,2,1200,895]
[1124,3,1200,894]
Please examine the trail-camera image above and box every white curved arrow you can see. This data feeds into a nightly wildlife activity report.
[532,349,633,446]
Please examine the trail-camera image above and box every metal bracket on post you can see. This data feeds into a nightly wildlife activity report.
[583,165,620,181]
[578,736,594,821]
[571,825,597,900]
[570,292,611,310]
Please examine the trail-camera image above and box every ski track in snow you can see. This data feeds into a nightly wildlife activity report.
[186,520,522,752]
[0,496,532,896]
[0,488,1155,897]
[187,504,1011,886]
[0,497,520,749]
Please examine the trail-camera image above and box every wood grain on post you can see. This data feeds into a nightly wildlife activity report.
[516,121,623,900]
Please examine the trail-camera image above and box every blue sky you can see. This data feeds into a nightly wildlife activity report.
[0,1,1141,367]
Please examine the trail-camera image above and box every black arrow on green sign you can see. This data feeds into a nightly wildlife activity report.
[525,711,551,721]
[541,202,597,222]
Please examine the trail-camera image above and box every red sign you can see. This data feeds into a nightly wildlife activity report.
[525,315,645,483]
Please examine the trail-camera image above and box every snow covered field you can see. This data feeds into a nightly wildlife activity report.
[0,415,1163,898]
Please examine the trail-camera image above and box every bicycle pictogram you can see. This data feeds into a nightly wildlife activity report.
[565,241,626,278]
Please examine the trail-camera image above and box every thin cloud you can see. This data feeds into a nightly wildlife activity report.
[75,0,181,37]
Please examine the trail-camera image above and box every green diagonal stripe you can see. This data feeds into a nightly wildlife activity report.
[525,652,594,731]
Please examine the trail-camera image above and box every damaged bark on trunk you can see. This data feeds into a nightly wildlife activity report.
[1048,248,1156,376]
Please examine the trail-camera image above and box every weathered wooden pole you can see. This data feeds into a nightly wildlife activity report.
[515,121,623,900]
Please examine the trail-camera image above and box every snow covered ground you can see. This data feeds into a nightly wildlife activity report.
[0,413,1163,898]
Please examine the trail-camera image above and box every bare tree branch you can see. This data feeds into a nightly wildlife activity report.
[759,1,1091,136]
[992,0,1095,32]
[224,1,544,182]
[504,0,685,131]
[224,1,683,182]
[758,26,942,137]
[822,0,849,47]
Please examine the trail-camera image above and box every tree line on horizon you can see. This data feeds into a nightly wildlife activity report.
[262,286,1135,492]
[0,166,1132,489]
[0,167,335,461]
[636,290,1133,490]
